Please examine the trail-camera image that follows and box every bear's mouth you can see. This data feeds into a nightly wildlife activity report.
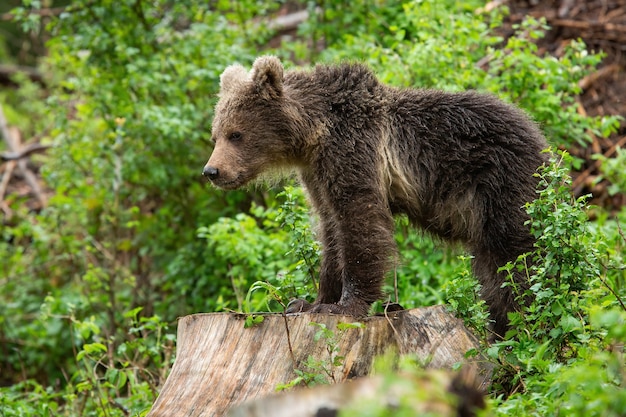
[211,172,253,190]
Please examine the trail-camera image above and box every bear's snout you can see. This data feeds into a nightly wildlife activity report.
[202,165,219,181]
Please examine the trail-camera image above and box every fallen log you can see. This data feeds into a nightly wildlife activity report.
[229,368,486,417]
[147,306,489,417]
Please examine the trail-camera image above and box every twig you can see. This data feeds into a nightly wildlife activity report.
[0,201,12,218]
[0,104,47,207]
[578,64,620,91]
[0,160,17,203]
[383,299,402,352]
[1,7,65,21]
[268,9,309,31]
[109,400,130,416]
[597,270,626,312]
[617,219,626,246]
[394,266,399,303]
[0,64,45,85]
[0,103,13,148]
[557,0,576,18]
[551,18,626,34]
[550,18,626,43]
[555,232,626,313]
[574,248,626,316]
[1,143,52,161]
[281,311,297,366]
[572,135,626,190]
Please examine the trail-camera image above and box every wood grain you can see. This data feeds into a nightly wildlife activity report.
[147,306,488,417]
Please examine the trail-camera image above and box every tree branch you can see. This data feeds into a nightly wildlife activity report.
[0,64,45,86]
[1,143,52,161]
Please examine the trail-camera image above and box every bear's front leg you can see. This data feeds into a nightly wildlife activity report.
[321,195,396,316]
[288,188,396,317]
[285,190,345,314]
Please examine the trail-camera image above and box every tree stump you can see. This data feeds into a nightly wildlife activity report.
[147,306,489,417]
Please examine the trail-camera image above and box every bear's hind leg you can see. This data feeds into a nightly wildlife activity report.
[472,242,532,338]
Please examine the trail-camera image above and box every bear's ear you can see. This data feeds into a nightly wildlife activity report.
[250,56,284,98]
[220,64,249,95]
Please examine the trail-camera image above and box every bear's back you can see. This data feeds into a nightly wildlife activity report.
[285,62,381,97]
[384,88,547,243]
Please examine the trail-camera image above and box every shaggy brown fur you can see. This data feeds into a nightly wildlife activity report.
[203,56,548,337]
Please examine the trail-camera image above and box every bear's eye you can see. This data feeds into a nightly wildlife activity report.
[228,131,243,142]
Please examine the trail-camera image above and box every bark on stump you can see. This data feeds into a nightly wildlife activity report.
[147,305,489,417]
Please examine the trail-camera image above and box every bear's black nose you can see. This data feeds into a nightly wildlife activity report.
[203,166,219,180]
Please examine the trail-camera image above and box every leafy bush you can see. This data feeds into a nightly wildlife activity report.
[2,0,273,413]
[0,302,172,417]
[598,147,626,196]
[483,17,622,149]
[197,186,319,313]
[293,1,621,150]
[488,151,626,414]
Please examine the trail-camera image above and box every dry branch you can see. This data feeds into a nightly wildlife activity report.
[268,10,309,32]
[0,7,65,21]
[578,64,620,91]
[0,104,47,208]
[0,64,45,85]
[551,18,626,35]
[0,143,52,161]
[572,135,626,191]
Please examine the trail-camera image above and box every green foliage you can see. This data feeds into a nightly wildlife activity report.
[0,301,173,416]
[276,321,364,390]
[198,186,320,313]
[1,0,273,414]
[297,0,495,89]
[598,147,626,196]
[487,151,626,414]
[0,380,62,417]
[492,307,626,416]
[442,256,490,338]
[198,210,291,311]
[293,0,621,151]
[339,352,474,417]
[275,186,322,294]
[1,72,52,142]
[391,224,490,336]
[502,152,600,343]
[57,307,173,417]
[392,221,462,308]
[484,17,622,149]
[2,0,626,415]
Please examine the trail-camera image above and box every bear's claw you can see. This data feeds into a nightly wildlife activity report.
[285,299,367,316]
[285,299,313,314]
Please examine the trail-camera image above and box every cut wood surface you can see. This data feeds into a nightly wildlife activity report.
[147,306,489,417]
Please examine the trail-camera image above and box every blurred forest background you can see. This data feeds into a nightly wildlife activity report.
[1,0,625,416]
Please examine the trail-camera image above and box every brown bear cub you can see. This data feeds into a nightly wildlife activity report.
[203,56,548,337]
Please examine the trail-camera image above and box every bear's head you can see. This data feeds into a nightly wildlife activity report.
[203,56,299,189]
